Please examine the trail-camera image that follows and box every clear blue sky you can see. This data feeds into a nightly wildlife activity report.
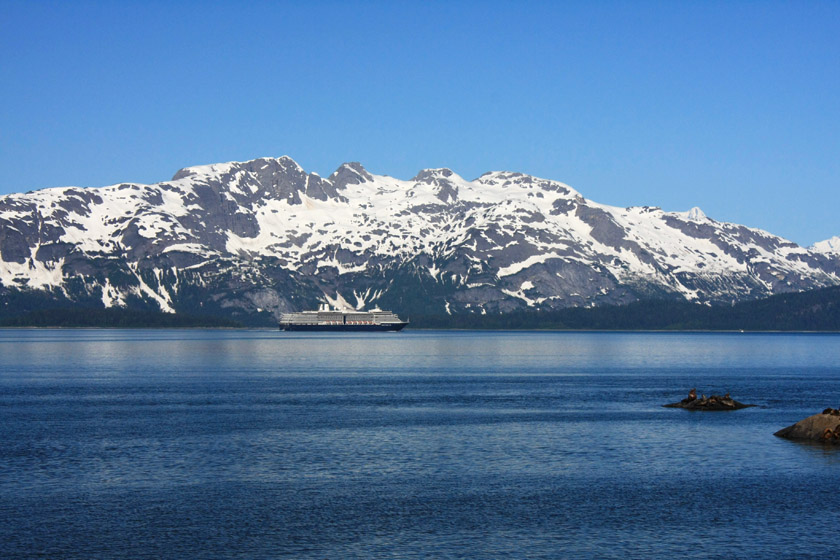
[1,0,838,246]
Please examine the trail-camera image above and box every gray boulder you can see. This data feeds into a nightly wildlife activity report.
[774,409,840,443]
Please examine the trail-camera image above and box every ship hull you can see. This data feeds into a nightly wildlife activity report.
[280,322,408,332]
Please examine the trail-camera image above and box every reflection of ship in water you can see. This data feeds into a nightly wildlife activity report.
[279,304,408,332]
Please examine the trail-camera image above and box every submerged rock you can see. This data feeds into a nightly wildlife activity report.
[663,390,755,411]
[774,409,840,444]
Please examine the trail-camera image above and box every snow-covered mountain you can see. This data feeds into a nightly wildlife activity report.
[1,156,838,323]
[811,236,840,256]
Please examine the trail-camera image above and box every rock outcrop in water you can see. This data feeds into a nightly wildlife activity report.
[663,389,755,410]
[774,408,840,444]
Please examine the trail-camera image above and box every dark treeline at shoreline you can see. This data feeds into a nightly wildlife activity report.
[0,307,242,328]
[411,285,840,331]
[1,285,839,331]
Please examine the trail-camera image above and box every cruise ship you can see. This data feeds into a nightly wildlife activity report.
[279,305,408,332]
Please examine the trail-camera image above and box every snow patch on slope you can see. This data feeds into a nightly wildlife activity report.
[497,253,564,278]
[0,250,65,289]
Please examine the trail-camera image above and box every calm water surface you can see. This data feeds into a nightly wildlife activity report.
[1,329,838,559]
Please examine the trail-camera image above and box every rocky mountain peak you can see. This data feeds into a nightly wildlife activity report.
[475,171,580,199]
[171,156,303,183]
[811,236,840,255]
[687,207,707,221]
[411,168,457,183]
[410,168,462,203]
[328,162,373,190]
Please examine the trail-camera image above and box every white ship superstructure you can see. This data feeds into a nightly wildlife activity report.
[279,305,408,331]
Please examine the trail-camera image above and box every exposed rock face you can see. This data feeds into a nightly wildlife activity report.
[775,409,840,443]
[663,391,756,411]
[1,156,839,323]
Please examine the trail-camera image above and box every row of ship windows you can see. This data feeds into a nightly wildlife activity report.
[319,321,376,325]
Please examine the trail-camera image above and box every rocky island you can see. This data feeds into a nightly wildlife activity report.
[663,389,756,411]
[774,408,840,444]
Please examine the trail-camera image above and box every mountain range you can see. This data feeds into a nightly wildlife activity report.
[1,156,838,325]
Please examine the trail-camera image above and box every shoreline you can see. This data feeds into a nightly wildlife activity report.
[1,325,839,334]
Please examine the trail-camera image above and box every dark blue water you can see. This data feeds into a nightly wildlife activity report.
[1,329,838,559]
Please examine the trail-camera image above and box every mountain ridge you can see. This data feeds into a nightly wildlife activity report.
[1,155,838,322]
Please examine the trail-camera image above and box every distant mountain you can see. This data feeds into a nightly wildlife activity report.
[812,236,840,256]
[1,156,838,324]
